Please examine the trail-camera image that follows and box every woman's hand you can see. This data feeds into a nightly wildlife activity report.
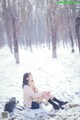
[42,91,50,97]
[29,80,34,86]
[29,80,38,93]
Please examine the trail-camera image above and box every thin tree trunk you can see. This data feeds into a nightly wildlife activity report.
[76,17,80,53]
[12,15,20,64]
[69,31,75,53]
[52,28,57,58]
[2,0,13,52]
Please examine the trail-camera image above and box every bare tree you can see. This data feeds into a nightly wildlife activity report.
[11,0,20,63]
[2,0,20,63]
[0,20,5,47]
[0,0,80,59]
[76,17,80,53]
[47,0,59,58]
[1,0,13,52]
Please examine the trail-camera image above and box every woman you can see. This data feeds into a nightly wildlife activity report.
[22,73,68,110]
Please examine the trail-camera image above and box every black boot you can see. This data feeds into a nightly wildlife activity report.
[48,99,63,110]
[53,97,68,106]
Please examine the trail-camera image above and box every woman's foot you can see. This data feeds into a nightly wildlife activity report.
[59,101,68,106]
[60,106,64,110]
[53,97,68,106]
[53,104,60,110]
[48,99,62,110]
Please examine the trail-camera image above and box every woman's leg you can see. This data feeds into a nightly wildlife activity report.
[52,97,68,106]
[43,94,63,110]
[44,92,68,106]
[37,96,44,103]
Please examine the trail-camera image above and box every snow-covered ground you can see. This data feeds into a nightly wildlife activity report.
[0,46,80,120]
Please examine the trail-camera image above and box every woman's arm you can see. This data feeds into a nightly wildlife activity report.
[29,80,39,92]
[24,86,43,98]
[33,83,38,93]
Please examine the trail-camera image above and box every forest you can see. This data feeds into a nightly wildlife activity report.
[0,0,80,63]
[0,1,80,119]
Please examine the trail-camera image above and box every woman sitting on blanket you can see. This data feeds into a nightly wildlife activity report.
[22,73,68,110]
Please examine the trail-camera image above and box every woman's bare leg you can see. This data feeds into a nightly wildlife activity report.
[43,94,52,101]
[33,92,54,103]
[42,92,54,100]
[37,96,44,103]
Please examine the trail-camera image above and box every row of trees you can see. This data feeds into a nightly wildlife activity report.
[0,0,80,63]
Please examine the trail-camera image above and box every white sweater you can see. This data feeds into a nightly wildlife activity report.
[23,85,42,108]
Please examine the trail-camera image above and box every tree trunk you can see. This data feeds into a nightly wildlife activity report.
[52,28,57,58]
[76,17,80,53]
[12,15,20,64]
[2,0,13,52]
[69,31,75,53]
[0,40,1,47]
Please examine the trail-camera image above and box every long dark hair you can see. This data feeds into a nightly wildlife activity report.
[22,73,31,88]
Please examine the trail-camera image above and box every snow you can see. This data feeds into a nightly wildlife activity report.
[0,46,80,120]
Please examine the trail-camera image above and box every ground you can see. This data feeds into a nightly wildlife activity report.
[0,46,80,120]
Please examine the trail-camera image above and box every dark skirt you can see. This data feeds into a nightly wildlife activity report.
[30,102,40,109]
